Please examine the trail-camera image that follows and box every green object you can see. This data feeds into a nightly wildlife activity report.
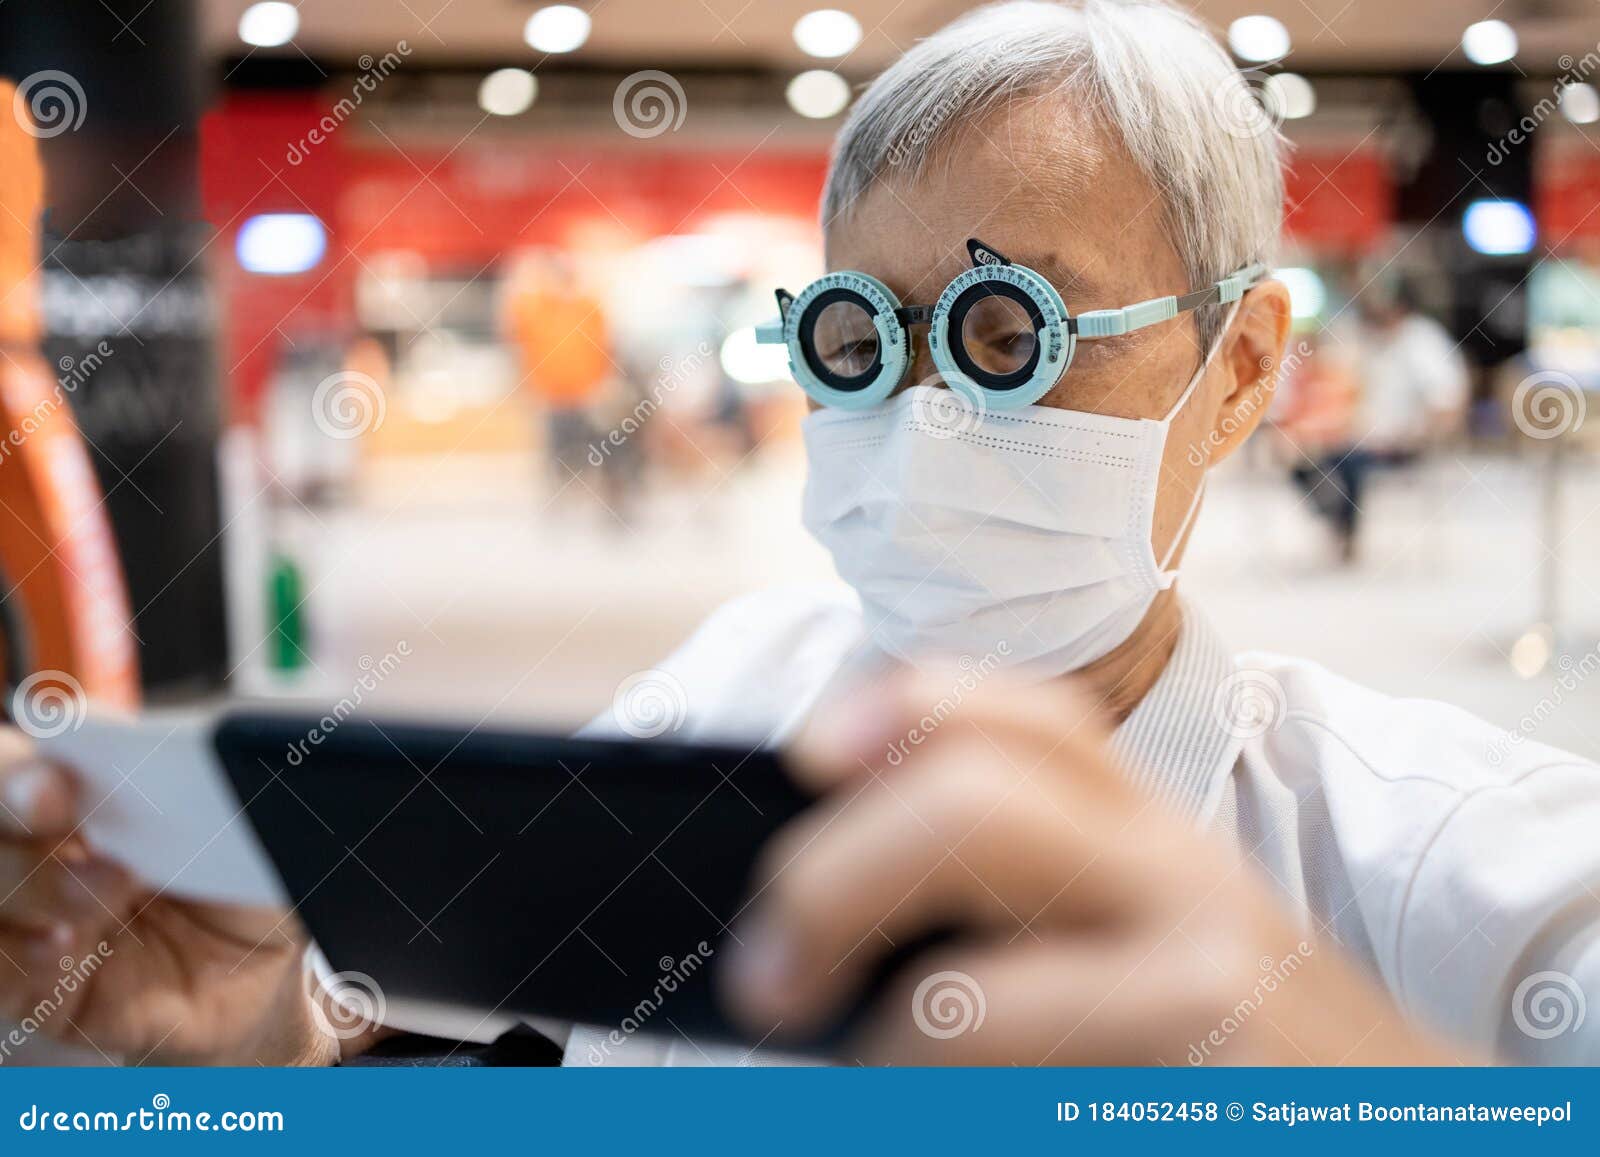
[1529,259,1600,331]
[267,550,307,672]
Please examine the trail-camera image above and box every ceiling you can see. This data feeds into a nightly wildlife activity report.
[202,0,1600,73]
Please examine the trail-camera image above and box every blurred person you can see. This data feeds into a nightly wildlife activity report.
[1278,334,1365,562]
[588,354,651,525]
[1356,279,1470,451]
[1310,278,1471,556]
[500,251,616,507]
[702,286,762,460]
[3,0,1597,1070]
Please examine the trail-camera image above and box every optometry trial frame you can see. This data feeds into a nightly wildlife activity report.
[755,238,1268,411]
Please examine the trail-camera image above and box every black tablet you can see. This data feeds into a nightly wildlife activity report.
[213,711,812,1053]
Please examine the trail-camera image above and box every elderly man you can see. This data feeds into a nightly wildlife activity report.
[1,0,1596,1067]
[573,0,1600,1067]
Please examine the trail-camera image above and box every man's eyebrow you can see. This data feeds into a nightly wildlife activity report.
[998,250,1102,302]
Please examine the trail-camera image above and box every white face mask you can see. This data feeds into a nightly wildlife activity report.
[801,331,1228,677]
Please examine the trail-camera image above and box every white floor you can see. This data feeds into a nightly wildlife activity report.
[255,445,1600,762]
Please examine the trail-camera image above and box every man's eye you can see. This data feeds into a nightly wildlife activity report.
[976,330,1036,357]
[820,337,879,373]
[962,327,1037,377]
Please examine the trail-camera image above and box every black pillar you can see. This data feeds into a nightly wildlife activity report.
[0,0,229,695]
[1400,70,1536,368]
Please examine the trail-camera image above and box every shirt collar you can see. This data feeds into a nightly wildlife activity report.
[1107,604,1242,822]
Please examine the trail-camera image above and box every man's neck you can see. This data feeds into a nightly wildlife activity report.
[1071,589,1183,727]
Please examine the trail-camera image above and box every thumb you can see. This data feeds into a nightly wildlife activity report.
[787,667,923,792]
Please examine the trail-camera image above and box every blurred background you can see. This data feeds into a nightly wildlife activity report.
[1,0,1599,756]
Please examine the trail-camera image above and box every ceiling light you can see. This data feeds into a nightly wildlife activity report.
[1227,15,1290,63]
[478,69,538,116]
[237,214,326,275]
[524,5,591,54]
[1462,20,1517,65]
[1263,72,1316,120]
[1560,82,1600,125]
[238,2,299,48]
[793,10,862,59]
[786,70,851,119]
[1462,199,1535,255]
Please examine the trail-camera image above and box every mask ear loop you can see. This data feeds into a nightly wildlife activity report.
[1157,477,1205,580]
[1155,298,1245,582]
[1160,298,1243,425]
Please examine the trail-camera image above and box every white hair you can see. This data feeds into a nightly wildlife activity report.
[822,0,1284,350]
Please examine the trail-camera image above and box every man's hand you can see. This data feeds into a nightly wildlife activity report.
[722,669,1461,1065]
[0,727,336,1065]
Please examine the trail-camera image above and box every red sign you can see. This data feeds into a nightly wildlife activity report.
[201,92,1395,415]
[1537,149,1600,247]
[1283,148,1392,251]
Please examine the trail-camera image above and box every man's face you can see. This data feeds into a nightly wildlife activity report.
[821,96,1236,564]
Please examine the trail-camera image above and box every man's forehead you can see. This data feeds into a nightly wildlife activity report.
[963,95,1120,197]
[824,96,1181,305]
[825,196,1171,310]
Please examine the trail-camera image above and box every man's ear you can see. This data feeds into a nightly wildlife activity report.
[1204,278,1292,465]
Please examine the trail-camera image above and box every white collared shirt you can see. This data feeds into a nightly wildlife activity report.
[568,584,1600,1065]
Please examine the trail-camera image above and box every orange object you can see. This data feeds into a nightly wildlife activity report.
[504,275,613,409]
[1276,343,1361,455]
[0,85,42,349]
[0,79,139,706]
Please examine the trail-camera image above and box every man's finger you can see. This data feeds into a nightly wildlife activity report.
[786,673,909,791]
[851,928,1417,1067]
[0,924,96,1022]
[0,760,78,839]
[0,849,136,929]
[726,742,1154,1034]
[850,938,1234,1067]
[789,666,1116,794]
